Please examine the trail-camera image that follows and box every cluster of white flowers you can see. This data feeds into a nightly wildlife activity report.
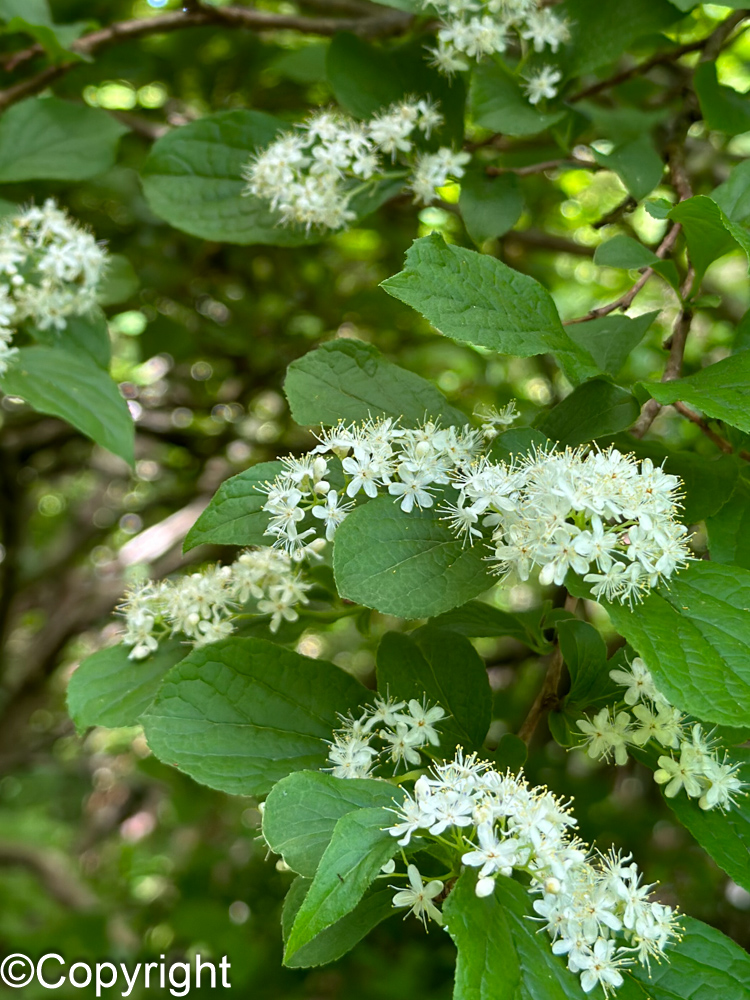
[326,695,445,778]
[576,658,745,813]
[386,749,680,997]
[243,100,469,232]
[0,199,107,376]
[118,546,313,659]
[427,0,569,105]
[257,416,691,605]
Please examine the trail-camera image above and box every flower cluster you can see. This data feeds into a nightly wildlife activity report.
[257,415,691,605]
[326,695,445,778]
[386,749,680,997]
[0,199,107,376]
[427,0,569,105]
[243,100,470,232]
[576,658,745,812]
[118,546,314,659]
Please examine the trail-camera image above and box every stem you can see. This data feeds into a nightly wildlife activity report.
[517,593,578,746]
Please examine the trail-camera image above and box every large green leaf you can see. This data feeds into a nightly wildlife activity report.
[282,877,394,968]
[593,236,679,289]
[141,638,366,796]
[263,771,403,877]
[381,234,599,384]
[183,460,283,552]
[639,350,750,434]
[560,0,679,74]
[469,62,566,137]
[694,61,750,136]
[557,619,611,707]
[67,641,185,732]
[333,494,493,618]
[662,749,750,893]
[376,628,492,751]
[285,806,398,962]
[284,339,466,427]
[30,307,111,370]
[604,561,750,727]
[564,312,658,378]
[536,379,639,446]
[712,159,750,225]
[429,600,551,654]
[0,0,87,61]
[444,872,584,1000]
[0,97,126,182]
[141,110,308,246]
[0,346,134,464]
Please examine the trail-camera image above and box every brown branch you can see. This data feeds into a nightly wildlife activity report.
[0,4,413,111]
[568,9,749,103]
[0,841,97,911]
[486,156,595,177]
[504,229,595,257]
[518,594,578,746]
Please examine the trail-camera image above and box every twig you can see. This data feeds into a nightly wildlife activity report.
[486,156,595,177]
[0,5,413,111]
[568,9,749,103]
[518,594,578,745]
[0,841,97,910]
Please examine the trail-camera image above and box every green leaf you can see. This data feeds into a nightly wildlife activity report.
[141,110,314,247]
[592,134,664,201]
[333,494,493,618]
[444,871,585,1000]
[638,350,750,434]
[558,618,608,707]
[593,236,679,288]
[0,97,126,182]
[536,378,639,446]
[282,877,394,968]
[661,749,750,893]
[263,771,402,877]
[326,34,464,144]
[694,61,750,136]
[285,806,398,962]
[604,561,750,727]
[669,195,750,284]
[459,170,524,245]
[706,478,750,568]
[560,0,679,75]
[97,254,140,307]
[604,434,740,523]
[0,346,134,464]
[376,628,492,751]
[67,641,185,731]
[429,600,552,654]
[629,915,750,1000]
[565,312,657,377]
[381,234,599,384]
[443,871,521,1000]
[712,159,750,224]
[183,460,283,552]
[30,307,111,370]
[141,637,366,796]
[284,339,467,427]
[469,61,565,137]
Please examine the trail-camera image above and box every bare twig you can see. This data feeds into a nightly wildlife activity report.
[0,4,413,111]
[0,841,97,911]
[568,9,749,103]
[486,156,595,177]
[518,594,578,745]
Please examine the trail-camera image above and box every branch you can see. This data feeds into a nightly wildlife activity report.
[518,594,578,745]
[568,9,749,103]
[0,841,97,911]
[0,4,413,110]
[486,156,595,177]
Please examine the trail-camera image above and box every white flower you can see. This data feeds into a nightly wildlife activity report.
[609,657,661,706]
[382,722,425,767]
[577,708,633,766]
[524,66,562,105]
[398,698,445,745]
[653,750,705,799]
[311,489,354,540]
[578,938,625,996]
[462,823,520,878]
[388,466,436,512]
[391,864,444,926]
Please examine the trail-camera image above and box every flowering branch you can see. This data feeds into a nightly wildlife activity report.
[517,593,578,745]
